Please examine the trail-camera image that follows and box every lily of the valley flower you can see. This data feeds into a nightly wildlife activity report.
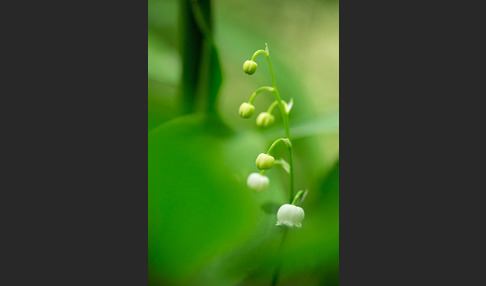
[239,102,255,118]
[247,172,269,192]
[256,112,275,128]
[276,204,305,228]
[255,153,275,170]
[243,60,258,75]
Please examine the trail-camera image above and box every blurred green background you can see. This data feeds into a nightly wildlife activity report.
[148,0,339,285]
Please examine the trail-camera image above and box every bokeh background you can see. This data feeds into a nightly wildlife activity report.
[148,0,339,285]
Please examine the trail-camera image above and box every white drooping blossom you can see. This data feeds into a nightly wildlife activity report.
[247,172,269,192]
[276,204,305,228]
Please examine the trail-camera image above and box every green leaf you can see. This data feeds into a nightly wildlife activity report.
[264,111,339,140]
[277,160,339,281]
[148,79,181,132]
[179,0,203,113]
[149,114,287,285]
[148,30,180,86]
[180,0,223,116]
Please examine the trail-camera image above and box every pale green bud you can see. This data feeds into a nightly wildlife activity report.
[256,112,275,128]
[238,102,255,118]
[243,60,257,75]
[255,153,275,170]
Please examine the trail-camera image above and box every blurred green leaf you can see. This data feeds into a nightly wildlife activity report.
[276,160,339,284]
[148,79,181,131]
[148,30,180,85]
[264,111,339,140]
[180,0,223,116]
[149,114,289,285]
[190,0,223,116]
[180,0,203,112]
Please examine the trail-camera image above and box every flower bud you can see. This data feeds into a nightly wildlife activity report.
[276,204,305,228]
[256,112,275,128]
[238,102,255,118]
[246,172,269,192]
[243,60,258,75]
[255,153,275,170]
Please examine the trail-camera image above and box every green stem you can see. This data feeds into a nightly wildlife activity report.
[274,159,290,174]
[271,228,288,286]
[267,138,289,155]
[263,47,294,204]
[267,138,290,155]
[251,49,267,61]
[291,190,305,205]
[249,86,274,104]
[267,100,279,114]
[252,44,294,286]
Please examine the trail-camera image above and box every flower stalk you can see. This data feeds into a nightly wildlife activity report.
[251,44,295,203]
[240,43,308,286]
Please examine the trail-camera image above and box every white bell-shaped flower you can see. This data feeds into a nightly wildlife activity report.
[246,172,269,192]
[276,204,305,228]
